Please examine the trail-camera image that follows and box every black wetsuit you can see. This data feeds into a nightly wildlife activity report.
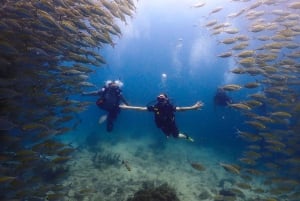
[147,100,179,138]
[96,85,127,132]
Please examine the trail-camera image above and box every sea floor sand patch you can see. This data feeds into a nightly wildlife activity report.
[63,137,266,201]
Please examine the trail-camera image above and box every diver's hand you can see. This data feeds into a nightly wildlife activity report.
[119,104,128,109]
[193,101,204,110]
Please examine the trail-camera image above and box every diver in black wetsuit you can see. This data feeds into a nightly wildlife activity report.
[120,93,203,142]
[214,88,232,107]
[148,94,180,138]
[83,80,128,132]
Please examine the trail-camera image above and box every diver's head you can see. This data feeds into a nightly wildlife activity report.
[157,93,168,103]
[113,80,123,88]
[105,80,112,87]
[105,79,124,88]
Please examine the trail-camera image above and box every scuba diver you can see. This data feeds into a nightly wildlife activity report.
[214,87,232,108]
[120,93,203,142]
[82,80,128,132]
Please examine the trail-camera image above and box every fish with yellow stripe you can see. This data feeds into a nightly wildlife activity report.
[219,162,240,175]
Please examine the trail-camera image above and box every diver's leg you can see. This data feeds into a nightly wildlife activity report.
[178,133,194,142]
[106,111,115,132]
[106,108,119,132]
[160,126,171,138]
[168,122,192,141]
[171,123,194,142]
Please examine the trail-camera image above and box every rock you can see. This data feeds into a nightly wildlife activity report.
[198,189,211,200]
[127,183,180,201]
[103,187,114,196]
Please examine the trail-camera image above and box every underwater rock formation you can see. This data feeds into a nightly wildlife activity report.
[127,182,180,201]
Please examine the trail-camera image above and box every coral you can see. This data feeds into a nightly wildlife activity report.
[92,150,121,169]
[127,182,180,201]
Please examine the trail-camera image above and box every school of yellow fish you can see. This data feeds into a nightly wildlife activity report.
[1,0,300,200]
[194,0,300,200]
[0,0,136,200]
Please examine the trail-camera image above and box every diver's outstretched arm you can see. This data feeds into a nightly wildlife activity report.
[119,104,147,111]
[176,101,204,111]
[120,95,129,106]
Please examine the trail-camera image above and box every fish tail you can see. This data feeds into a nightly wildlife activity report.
[235,128,241,136]
[226,101,231,107]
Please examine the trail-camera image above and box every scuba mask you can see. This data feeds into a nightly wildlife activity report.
[157,94,168,103]
[105,80,124,88]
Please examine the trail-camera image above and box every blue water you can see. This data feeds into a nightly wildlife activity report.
[74,0,259,157]
[60,1,300,190]
[2,1,300,200]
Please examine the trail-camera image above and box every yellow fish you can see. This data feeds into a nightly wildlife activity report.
[219,162,240,174]
[228,103,251,110]
[122,160,131,171]
[190,162,206,171]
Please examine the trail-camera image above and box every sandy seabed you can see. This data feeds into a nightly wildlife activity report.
[62,136,263,201]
